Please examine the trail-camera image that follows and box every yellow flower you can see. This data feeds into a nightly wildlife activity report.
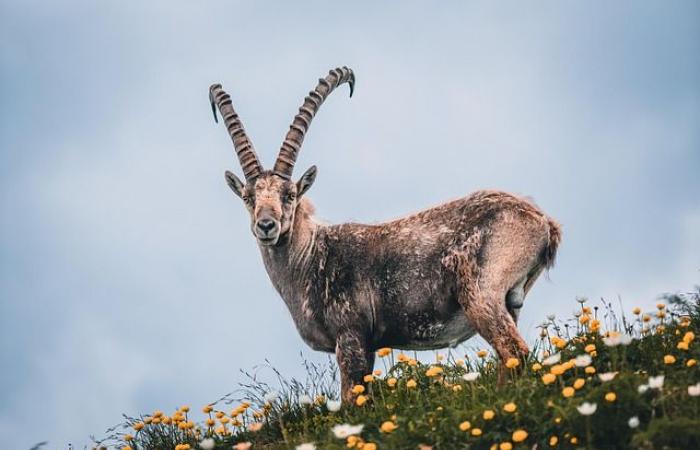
[206,418,215,427]
[554,417,562,424]
[683,331,695,343]
[143,417,152,424]
[573,378,585,390]
[642,314,651,322]
[407,379,417,388]
[373,369,382,376]
[550,365,565,376]
[678,341,689,350]
[122,447,133,450]
[459,421,471,431]
[656,302,665,310]
[503,402,517,413]
[562,387,575,398]
[363,443,377,450]
[551,336,567,349]
[220,416,230,424]
[179,405,190,413]
[133,423,144,431]
[387,377,398,387]
[453,385,463,392]
[499,443,513,450]
[590,320,601,332]
[202,405,213,414]
[456,358,465,366]
[477,350,488,358]
[352,385,365,394]
[584,343,596,353]
[471,428,483,436]
[505,358,520,369]
[605,392,617,402]
[542,373,556,385]
[397,353,409,362]
[124,434,133,441]
[664,355,676,365]
[585,366,596,374]
[425,366,444,377]
[579,314,590,324]
[549,436,558,446]
[632,307,641,315]
[248,422,263,432]
[364,374,375,383]
[355,395,368,406]
[483,409,495,420]
[377,347,392,357]
[688,359,697,367]
[570,437,579,445]
[408,359,418,366]
[512,429,528,443]
[380,420,398,433]
[532,363,542,371]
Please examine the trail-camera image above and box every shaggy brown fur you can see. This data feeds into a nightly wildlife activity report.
[209,67,562,402]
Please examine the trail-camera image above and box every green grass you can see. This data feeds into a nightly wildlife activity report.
[97,288,700,450]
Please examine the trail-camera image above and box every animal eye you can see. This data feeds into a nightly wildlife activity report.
[286,192,296,201]
[243,195,254,205]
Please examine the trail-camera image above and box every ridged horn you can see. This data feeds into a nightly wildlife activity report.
[209,84,263,181]
[273,66,355,180]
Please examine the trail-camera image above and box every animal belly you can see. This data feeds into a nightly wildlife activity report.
[392,313,477,351]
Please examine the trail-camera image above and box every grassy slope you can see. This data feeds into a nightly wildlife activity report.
[100,289,700,450]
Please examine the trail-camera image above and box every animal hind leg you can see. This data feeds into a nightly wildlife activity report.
[463,284,529,363]
[443,230,529,364]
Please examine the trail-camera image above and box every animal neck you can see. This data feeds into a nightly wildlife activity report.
[258,197,323,302]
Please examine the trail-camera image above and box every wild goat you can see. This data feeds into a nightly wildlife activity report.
[209,67,561,401]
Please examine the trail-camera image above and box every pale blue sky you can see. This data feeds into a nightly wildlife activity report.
[1,1,699,448]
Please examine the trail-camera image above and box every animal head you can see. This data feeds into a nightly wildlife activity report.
[209,67,354,246]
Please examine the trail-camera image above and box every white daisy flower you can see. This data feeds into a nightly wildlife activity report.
[603,333,633,347]
[462,372,480,382]
[648,375,665,390]
[637,384,649,394]
[326,400,342,412]
[299,394,313,405]
[598,372,618,382]
[576,402,597,415]
[542,353,561,366]
[628,416,640,428]
[688,382,700,397]
[296,443,316,450]
[199,438,215,450]
[332,423,364,438]
[574,354,592,367]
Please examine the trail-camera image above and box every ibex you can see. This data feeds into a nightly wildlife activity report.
[209,67,561,402]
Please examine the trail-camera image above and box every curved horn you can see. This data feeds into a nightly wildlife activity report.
[209,84,263,181]
[273,66,355,179]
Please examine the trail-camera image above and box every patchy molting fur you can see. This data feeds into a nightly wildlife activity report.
[254,185,561,400]
[210,67,562,402]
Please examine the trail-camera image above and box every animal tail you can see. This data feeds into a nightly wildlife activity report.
[543,216,562,270]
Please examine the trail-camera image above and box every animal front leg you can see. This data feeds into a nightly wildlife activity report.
[336,332,372,403]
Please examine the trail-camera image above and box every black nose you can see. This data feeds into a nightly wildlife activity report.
[256,218,276,233]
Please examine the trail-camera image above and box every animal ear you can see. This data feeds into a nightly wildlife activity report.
[224,170,245,199]
[296,165,317,197]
